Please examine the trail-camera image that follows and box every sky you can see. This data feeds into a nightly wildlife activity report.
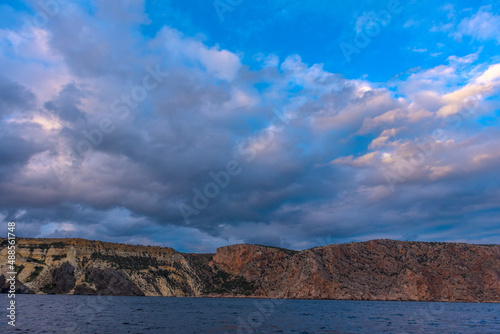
[0,0,500,252]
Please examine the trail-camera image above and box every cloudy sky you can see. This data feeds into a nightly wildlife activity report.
[1,0,500,252]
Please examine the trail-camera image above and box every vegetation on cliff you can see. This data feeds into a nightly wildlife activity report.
[1,238,499,302]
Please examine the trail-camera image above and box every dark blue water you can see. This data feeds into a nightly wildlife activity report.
[1,295,500,333]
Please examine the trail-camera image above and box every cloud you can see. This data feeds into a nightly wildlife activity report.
[154,27,242,81]
[437,63,500,117]
[0,76,36,117]
[411,47,427,53]
[1,1,500,251]
[456,6,500,42]
[369,128,399,149]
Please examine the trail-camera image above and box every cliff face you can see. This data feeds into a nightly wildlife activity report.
[0,238,256,297]
[213,240,500,302]
[1,238,500,302]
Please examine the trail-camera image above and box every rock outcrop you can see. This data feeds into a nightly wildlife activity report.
[213,240,500,302]
[0,238,255,297]
[1,238,500,302]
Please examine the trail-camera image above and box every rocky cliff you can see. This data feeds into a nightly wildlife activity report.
[1,238,500,302]
[0,238,255,297]
[214,241,500,302]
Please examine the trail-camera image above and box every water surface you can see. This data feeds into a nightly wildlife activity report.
[2,295,500,333]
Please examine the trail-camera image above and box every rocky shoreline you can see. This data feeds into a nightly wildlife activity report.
[1,238,499,302]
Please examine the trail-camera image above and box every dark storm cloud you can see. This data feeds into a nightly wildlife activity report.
[0,77,45,182]
[44,83,87,122]
[0,76,35,116]
[0,134,45,181]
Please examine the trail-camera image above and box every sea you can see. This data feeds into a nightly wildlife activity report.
[1,294,500,333]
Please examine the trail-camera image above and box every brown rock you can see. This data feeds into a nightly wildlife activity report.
[1,238,499,302]
[213,240,500,302]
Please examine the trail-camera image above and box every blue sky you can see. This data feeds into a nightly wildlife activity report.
[0,0,500,252]
[141,0,499,81]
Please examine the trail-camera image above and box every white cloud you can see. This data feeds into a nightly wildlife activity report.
[457,6,500,42]
[156,27,242,81]
[437,62,500,117]
[369,128,399,149]
[411,47,428,53]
